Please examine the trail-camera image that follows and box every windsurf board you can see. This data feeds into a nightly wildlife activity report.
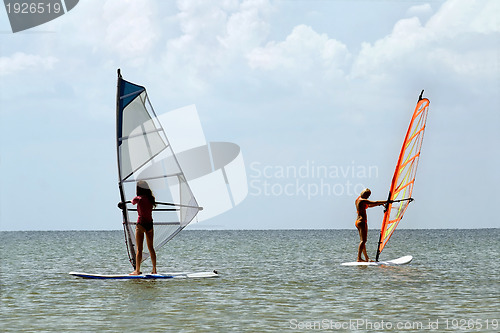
[341,255,413,266]
[69,270,219,279]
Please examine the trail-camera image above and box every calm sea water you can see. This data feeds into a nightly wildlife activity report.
[1,229,499,332]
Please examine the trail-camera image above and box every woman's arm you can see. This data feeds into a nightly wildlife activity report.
[117,201,131,209]
[365,200,389,208]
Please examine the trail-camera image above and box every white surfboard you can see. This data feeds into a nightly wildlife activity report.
[69,270,219,279]
[341,255,413,266]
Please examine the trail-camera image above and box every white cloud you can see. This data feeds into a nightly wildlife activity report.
[428,47,497,78]
[0,52,58,76]
[247,24,350,75]
[426,0,500,37]
[53,0,160,66]
[351,0,499,80]
[161,0,274,93]
[351,17,427,78]
[101,0,159,61]
[406,3,433,17]
[218,0,273,52]
[243,0,498,91]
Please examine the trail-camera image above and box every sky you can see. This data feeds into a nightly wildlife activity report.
[0,0,499,231]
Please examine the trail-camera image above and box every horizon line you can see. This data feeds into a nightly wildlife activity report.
[1,227,498,232]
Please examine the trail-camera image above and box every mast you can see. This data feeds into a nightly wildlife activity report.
[116,68,137,269]
[376,190,392,262]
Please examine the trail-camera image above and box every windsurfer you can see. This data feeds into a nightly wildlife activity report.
[355,188,391,262]
[119,180,157,275]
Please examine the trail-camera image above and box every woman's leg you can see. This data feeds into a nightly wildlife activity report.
[356,220,369,262]
[130,225,145,275]
[360,222,370,261]
[145,229,156,274]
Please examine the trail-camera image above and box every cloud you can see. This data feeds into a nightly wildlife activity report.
[406,3,433,17]
[161,0,274,93]
[350,17,427,79]
[426,0,500,36]
[50,0,160,66]
[169,0,272,54]
[218,0,273,53]
[243,0,498,97]
[247,24,350,77]
[350,0,499,80]
[100,0,159,61]
[427,45,497,79]
[0,52,58,76]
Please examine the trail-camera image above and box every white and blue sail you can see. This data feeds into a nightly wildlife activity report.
[116,69,201,269]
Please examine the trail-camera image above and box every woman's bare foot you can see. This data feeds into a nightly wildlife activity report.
[129,271,142,276]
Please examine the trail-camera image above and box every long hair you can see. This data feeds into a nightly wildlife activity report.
[136,181,156,207]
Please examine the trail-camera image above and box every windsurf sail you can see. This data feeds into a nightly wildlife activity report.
[116,69,202,269]
[375,90,430,261]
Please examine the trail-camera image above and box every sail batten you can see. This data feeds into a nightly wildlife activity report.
[116,69,202,269]
[376,91,430,261]
[122,172,183,183]
[120,89,144,100]
[119,128,164,141]
[399,153,419,172]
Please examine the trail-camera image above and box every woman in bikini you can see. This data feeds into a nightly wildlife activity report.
[129,180,157,275]
[355,188,391,262]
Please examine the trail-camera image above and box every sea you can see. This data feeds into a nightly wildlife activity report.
[1,229,499,332]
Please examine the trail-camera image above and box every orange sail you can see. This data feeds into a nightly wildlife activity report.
[376,91,430,261]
